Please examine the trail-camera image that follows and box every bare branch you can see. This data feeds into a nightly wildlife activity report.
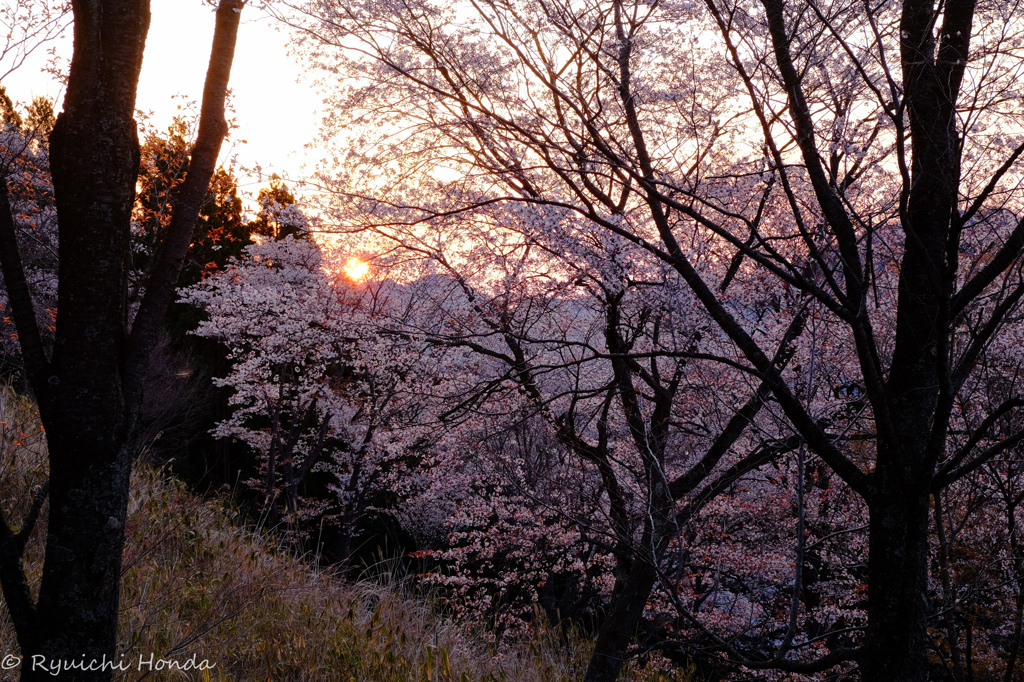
[0,176,51,401]
[125,0,243,401]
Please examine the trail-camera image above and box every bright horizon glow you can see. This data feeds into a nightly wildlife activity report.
[2,0,322,197]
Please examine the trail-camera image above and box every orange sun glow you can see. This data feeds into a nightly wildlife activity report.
[344,257,370,281]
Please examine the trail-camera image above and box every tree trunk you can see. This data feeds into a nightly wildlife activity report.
[860,472,932,682]
[21,440,133,681]
[583,554,659,682]
[18,0,151,675]
[0,2,243,679]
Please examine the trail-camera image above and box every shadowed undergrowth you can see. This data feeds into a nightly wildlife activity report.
[0,392,682,681]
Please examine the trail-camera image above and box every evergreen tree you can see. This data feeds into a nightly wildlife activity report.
[0,85,22,130]
[250,174,308,241]
[25,96,55,139]
[133,118,254,296]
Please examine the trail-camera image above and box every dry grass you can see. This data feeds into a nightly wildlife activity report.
[0,392,684,681]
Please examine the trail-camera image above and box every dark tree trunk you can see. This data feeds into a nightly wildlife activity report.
[750,0,979,677]
[0,2,243,679]
[861,480,932,682]
[20,2,151,677]
[23,443,134,681]
[583,552,659,682]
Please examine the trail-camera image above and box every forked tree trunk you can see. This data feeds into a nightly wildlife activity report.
[0,2,243,680]
[21,0,150,673]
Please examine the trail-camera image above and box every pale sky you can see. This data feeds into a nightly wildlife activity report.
[3,0,321,194]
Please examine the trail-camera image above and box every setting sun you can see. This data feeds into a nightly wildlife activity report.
[343,257,370,281]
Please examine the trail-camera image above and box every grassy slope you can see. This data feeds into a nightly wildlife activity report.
[0,393,681,681]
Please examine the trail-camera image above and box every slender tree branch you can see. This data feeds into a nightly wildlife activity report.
[676,435,801,528]
[933,428,1024,490]
[959,142,1024,228]
[951,281,1024,392]
[124,0,243,402]
[952,218,1024,317]
[669,307,806,499]
[938,397,1024,481]
[0,178,52,402]
[13,478,49,555]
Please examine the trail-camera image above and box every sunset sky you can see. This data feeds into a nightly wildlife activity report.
[5,0,320,191]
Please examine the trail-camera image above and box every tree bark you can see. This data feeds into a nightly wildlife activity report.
[583,551,660,682]
[0,2,243,679]
[19,3,151,677]
[749,0,978,678]
[860,480,932,682]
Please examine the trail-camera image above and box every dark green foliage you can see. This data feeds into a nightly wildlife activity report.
[0,85,23,130]
[133,119,255,334]
[25,97,55,139]
[250,174,307,241]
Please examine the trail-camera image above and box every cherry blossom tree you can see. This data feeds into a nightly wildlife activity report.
[182,236,439,560]
[282,0,1024,679]
[338,206,864,676]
